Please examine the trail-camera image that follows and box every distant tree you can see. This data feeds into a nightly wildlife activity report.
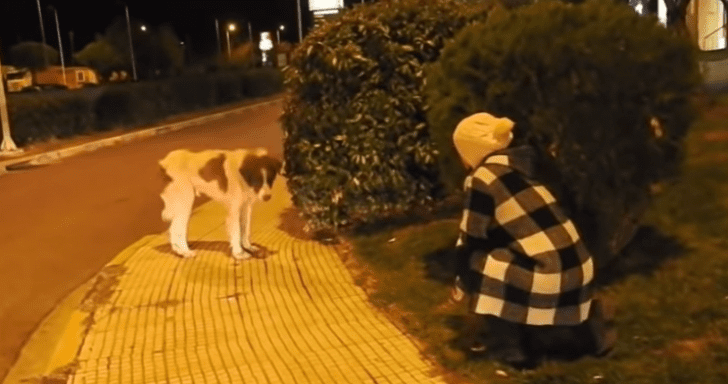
[74,36,125,79]
[8,42,59,69]
[102,17,184,79]
[495,0,708,37]
[223,41,258,69]
[158,24,185,75]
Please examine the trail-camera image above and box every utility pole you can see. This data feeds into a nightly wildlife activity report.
[0,38,22,155]
[215,19,221,58]
[52,7,66,86]
[125,5,138,81]
[36,0,49,67]
[297,0,303,43]
[69,30,74,66]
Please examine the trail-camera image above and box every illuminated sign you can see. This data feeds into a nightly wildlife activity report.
[259,32,273,51]
[308,0,344,12]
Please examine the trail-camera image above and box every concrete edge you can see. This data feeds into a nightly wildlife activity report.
[0,96,283,171]
[1,235,161,384]
[2,96,286,383]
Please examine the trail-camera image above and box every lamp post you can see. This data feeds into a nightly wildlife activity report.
[297,0,303,43]
[124,5,138,81]
[0,38,21,155]
[69,30,74,66]
[36,0,49,67]
[215,19,222,58]
[248,22,253,43]
[277,24,285,44]
[50,6,66,86]
[226,23,236,59]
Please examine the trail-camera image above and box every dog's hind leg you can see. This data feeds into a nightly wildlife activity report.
[162,181,197,258]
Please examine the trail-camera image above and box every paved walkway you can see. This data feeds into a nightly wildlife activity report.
[13,176,447,384]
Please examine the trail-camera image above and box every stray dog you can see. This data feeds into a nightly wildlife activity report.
[159,148,282,260]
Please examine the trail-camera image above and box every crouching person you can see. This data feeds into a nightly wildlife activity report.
[450,112,616,367]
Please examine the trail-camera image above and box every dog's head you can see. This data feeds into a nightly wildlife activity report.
[240,153,283,202]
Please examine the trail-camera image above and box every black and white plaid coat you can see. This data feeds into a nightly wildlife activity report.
[456,146,594,326]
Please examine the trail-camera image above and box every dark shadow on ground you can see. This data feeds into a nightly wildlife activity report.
[154,241,276,259]
[277,207,313,241]
[595,225,688,287]
[421,224,688,368]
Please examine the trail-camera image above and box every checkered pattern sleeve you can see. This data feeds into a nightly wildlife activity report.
[458,173,495,251]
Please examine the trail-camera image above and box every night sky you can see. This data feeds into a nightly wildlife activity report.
[0,0,344,60]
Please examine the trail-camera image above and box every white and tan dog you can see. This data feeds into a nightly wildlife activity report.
[159,148,282,260]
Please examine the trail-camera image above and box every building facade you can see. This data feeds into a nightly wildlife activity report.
[686,0,727,51]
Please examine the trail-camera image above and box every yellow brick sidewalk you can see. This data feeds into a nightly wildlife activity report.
[63,177,448,384]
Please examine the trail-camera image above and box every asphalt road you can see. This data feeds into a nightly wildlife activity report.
[0,101,285,382]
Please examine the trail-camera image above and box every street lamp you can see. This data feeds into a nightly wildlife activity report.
[277,24,285,44]
[140,25,147,32]
[226,23,236,59]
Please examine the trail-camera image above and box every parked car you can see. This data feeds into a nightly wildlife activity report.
[5,69,36,92]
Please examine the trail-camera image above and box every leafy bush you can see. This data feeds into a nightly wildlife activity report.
[9,92,94,145]
[94,85,135,130]
[243,67,284,97]
[425,0,701,266]
[7,67,283,146]
[281,0,492,233]
[214,71,246,103]
[168,74,218,111]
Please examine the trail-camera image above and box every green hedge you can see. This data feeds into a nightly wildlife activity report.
[281,0,492,234]
[425,0,701,266]
[6,67,283,145]
[8,91,95,146]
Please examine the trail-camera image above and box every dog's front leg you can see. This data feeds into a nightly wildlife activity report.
[227,205,249,260]
[164,182,197,258]
[240,203,260,255]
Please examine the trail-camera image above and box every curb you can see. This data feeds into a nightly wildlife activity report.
[0,96,283,174]
[2,234,163,384]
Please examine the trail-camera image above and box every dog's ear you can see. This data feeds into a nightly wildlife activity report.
[240,154,264,192]
[263,156,283,186]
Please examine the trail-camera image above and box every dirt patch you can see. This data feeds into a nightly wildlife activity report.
[277,207,314,241]
[655,329,726,360]
[78,264,126,313]
[151,299,183,309]
[703,130,728,142]
[19,360,79,384]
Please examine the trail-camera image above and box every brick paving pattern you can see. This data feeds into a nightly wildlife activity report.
[66,179,446,384]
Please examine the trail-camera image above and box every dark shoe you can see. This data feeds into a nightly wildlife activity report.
[469,340,487,353]
[491,346,528,366]
[587,299,617,357]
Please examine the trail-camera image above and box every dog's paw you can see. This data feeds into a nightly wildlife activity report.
[172,245,197,258]
[231,250,252,261]
[242,244,260,253]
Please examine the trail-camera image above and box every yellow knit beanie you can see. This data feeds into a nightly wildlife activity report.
[452,112,515,168]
